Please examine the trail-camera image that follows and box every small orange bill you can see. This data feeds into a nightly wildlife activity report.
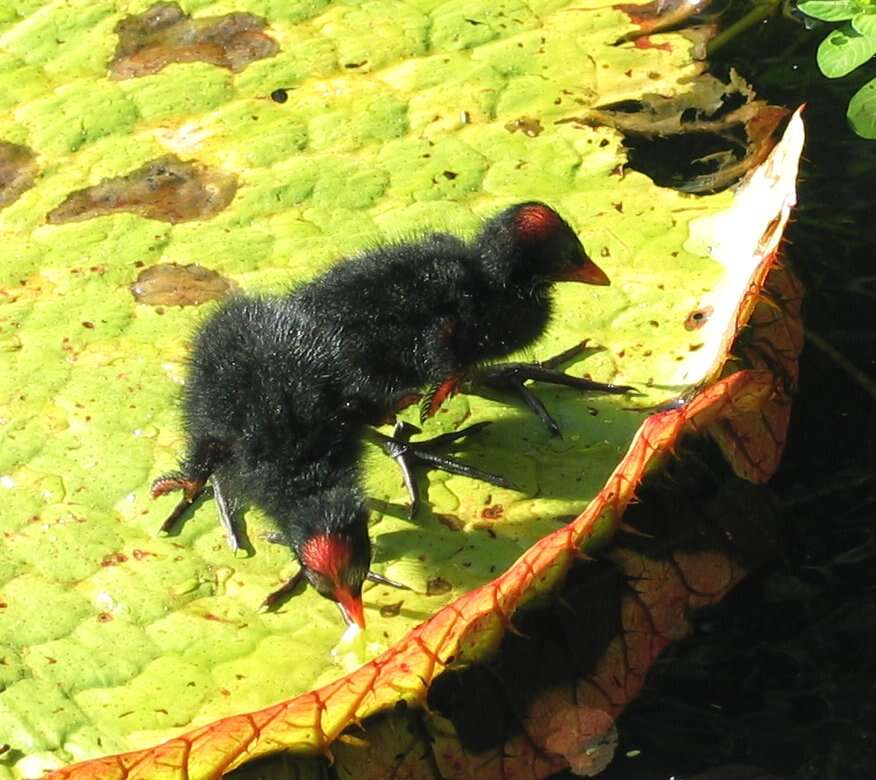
[336,587,366,629]
[555,259,610,286]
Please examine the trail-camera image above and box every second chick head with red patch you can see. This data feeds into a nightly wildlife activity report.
[291,487,372,629]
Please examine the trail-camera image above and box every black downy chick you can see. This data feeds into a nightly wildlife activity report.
[287,200,630,459]
[154,201,628,623]
[151,296,407,629]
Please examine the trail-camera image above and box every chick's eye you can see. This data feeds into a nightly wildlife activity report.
[305,570,335,599]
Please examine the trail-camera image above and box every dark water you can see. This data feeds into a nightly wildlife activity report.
[591,8,876,780]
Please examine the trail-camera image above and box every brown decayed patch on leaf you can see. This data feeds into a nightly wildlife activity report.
[504,117,544,137]
[480,504,504,520]
[632,35,672,52]
[427,577,453,596]
[131,263,239,307]
[110,2,278,79]
[0,141,38,210]
[678,23,720,62]
[582,70,761,138]
[435,513,464,532]
[46,155,238,225]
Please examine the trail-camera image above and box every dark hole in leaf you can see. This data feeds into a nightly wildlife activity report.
[47,155,238,224]
[685,306,714,330]
[0,141,38,210]
[131,263,238,307]
[586,73,788,193]
[627,133,747,192]
[110,1,278,80]
[681,106,698,123]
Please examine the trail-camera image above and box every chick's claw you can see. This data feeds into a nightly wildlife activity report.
[540,339,591,369]
[261,570,304,612]
[150,472,202,500]
[151,473,207,534]
[366,571,412,590]
[211,474,243,553]
[468,355,636,437]
[372,421,513,518]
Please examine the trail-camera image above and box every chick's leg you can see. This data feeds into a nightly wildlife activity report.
[369,421,513,518]
[151,438,228,534]
[261,570,303,611]
[211,472,243,553]
[426,341,635,437]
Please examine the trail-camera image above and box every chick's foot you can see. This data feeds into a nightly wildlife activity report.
[371,421,512,518]
[468,341,634,437]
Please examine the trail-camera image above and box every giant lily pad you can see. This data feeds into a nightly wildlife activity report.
[0,2,802,778]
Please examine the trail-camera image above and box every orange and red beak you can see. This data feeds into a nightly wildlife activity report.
[335,586,366,630]
[553,257,610,286]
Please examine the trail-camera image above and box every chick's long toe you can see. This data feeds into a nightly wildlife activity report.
[370,421,513,518]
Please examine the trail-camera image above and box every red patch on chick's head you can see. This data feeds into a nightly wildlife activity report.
[299,533,366,628]
[299,533,351,582]
[513,203,562,242]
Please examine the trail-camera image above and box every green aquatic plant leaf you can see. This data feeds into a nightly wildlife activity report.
[799,1,876,138]
[0,1,802,777]
[852,10,876,36]
[848,75,876,137]
[816,25,876,78]
[798,0,864,22]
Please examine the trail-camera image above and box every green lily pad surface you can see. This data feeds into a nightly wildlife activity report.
[0,2,800,777]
